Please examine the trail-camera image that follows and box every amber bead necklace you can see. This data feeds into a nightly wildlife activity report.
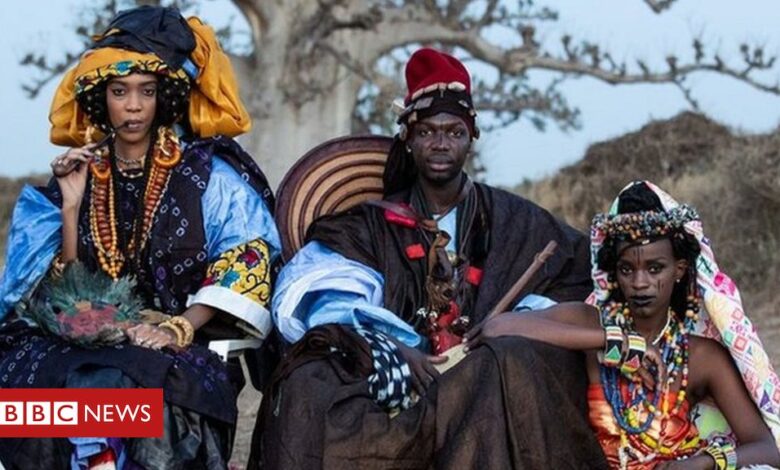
[89,127,182,279]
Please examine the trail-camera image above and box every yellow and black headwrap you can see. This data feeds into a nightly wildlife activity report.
[49,6,251,146]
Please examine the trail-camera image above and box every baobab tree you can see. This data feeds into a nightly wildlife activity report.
[22,0,779,185]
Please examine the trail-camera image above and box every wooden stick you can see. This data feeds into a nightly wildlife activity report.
[433,240,558,374]
[486,240,558,319]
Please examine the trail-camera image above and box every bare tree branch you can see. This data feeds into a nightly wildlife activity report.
[344,2,778,98]
[275,0,780,137]
[20,0,127,97]
[673,78,701,111]
[472,76,580,132]
[643,0,679,14]
[20,0,780,184]
[232,0,269,45]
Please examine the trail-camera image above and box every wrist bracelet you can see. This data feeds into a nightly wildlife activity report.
[169,316,195,347]
[601,325,625,367]
[158,322,185,347]
[158,316,194,348]
[620,332,646,375]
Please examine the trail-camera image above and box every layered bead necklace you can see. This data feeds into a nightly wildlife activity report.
[89,126,182,279]
[600,302,698,467]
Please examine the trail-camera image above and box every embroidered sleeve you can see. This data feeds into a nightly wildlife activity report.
[187,238,273,337]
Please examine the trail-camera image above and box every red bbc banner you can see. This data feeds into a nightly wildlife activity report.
[0,388,163,438]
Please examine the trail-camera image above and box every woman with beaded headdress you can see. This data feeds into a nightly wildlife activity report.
[466,180,780,469]
[0,5,280,469]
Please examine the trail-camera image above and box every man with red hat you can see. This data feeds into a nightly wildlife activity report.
[250,48,606,468]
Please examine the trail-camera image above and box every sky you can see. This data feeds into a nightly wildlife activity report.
[1,0,778,187]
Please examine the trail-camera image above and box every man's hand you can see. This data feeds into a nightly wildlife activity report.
[389,337,447,396]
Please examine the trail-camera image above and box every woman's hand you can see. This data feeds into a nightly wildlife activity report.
[462,313,517,351]
[388,337,447,396]
[126,324,177,350]
[51,145,96,209]
[635,343,667,390]
[655,454,713,470]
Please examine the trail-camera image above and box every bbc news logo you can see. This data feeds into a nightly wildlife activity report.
[0,388,163,437]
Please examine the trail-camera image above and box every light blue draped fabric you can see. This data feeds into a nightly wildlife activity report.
[272,223,559,349]
[202,157,281,261]
[437,209,457,253]
[272,242,421,347]
[190,156,281,335]
[0,185,61,317]
[514,293,557,311]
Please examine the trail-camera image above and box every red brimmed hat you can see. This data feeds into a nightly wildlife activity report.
[404,48,471,105]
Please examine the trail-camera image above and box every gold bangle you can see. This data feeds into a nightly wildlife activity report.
[168,316,195,347]
[158,321,185,347]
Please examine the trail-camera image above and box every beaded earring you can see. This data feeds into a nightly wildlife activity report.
[683,266,701,325]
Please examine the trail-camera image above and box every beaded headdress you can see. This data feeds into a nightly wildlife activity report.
[591,204,700,243]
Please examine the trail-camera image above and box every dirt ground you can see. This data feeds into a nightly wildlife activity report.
[229,359,263,469]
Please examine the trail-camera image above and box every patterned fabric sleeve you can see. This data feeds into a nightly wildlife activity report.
[186,156,281,338]
[188,238,273,337]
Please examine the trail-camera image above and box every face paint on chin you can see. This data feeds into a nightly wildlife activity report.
[615,239,679,321]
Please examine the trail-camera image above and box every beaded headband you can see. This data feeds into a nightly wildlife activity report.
[591,204,700,243]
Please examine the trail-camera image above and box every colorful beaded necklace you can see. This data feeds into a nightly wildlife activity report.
[600,301,700,468]
[89,126,182,279]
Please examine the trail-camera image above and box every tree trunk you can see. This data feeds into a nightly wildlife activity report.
[230,0,370,188]
[240,75,362,188]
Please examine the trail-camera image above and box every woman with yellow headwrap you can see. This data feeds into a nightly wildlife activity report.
[0,6,280,469]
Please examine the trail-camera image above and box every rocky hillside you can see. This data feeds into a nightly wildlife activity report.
[516,112,780,364]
